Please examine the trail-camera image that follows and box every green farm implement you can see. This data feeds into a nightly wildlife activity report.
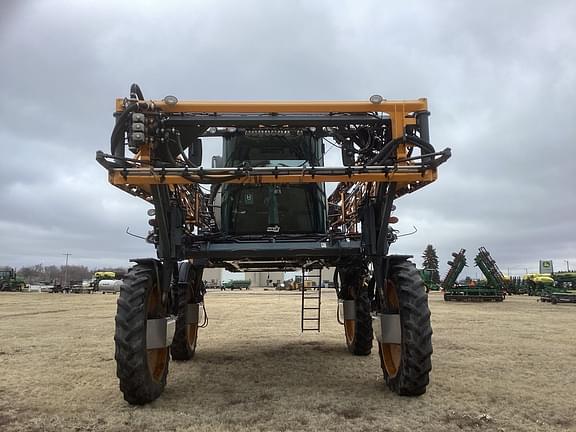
[540,288,576,304]
[541,272,576,304]
[221,280,251,290]
[442,248,505,302]
[552,272,576,290]
[523,274,555,296]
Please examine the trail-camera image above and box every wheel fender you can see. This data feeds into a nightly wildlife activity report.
[178,261,195,284]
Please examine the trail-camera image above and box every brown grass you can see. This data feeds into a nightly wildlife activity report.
[0,291,575,432]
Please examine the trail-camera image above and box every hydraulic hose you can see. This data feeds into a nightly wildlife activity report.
[199,302,209,328]
[174,133,198,167]
[367,135,436,166]
[110,102,138,156]
[367,137,403,165]
[110,84,144,156]
[130,83,144,100]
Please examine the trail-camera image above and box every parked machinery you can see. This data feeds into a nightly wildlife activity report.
[97,84,450,404]
[441,249,467,298]
[507,276,527,295]
[442,248,505,302]
[221,280,251,290]
[522,274,555,296]
[91,271,124,293]
[0,267,26,292]
[419,268,440,292]
[552,272,576,289]
[541,272,576,304]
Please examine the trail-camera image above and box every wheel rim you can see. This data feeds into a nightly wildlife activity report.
[380,279,401,378]
[146,284,169,383]
[344,319,355,345]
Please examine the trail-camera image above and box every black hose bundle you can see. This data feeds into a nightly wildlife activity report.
[110,84,145,155]
[367,135,436,166]
[130,83,144,101]
[110,103,138,155]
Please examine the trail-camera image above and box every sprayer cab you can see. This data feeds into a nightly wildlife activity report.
[216,131,327,235]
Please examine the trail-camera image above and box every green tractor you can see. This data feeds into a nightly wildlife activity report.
[419,268,440,292]
[0,267,26,292]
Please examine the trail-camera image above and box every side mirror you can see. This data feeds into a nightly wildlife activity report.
[212,155,223,168]
[188,138,203,167]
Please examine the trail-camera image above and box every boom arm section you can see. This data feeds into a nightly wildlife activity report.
[441,249,467,290]
[474,247,506,289]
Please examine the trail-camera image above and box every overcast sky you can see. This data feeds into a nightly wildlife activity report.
[1,0,574,278]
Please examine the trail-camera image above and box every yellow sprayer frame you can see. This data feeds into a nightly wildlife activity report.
[103,96,446,232]
[109,97,435,188]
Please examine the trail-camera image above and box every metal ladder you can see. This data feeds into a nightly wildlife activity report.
[301,268,322,332]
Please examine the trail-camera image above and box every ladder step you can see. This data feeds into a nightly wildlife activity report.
[301,268,322,332]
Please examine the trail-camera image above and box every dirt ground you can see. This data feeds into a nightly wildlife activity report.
[0,290,574,432]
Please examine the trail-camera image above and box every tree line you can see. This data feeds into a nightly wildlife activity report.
[16,264,128,284]
[16,248,441,285]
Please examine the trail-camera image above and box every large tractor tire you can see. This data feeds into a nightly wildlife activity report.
[114,263,170,405]
[378,260,432,396]
[171,262,204,361]
[344,284,373,356]
[337,268,373,356]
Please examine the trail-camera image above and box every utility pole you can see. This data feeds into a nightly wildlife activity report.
[63,253,71,288]
[566,260,570,272]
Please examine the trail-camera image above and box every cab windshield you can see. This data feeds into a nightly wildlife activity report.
[223,134,321,167]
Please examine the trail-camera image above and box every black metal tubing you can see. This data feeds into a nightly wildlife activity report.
[184,239,362,261]
[108,163,437,179]
[162,114,387,129]
[415,111,430,143]
[111,105,139,157]
[376,183,397,258]
[151,185,173,259]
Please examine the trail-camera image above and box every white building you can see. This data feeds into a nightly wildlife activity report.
[203,268,223,286]
[245,271,285,288]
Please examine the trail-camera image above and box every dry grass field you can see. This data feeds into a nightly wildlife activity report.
[0,290,574,432]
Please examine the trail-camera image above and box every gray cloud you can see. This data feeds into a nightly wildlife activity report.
[0,0,574,277]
